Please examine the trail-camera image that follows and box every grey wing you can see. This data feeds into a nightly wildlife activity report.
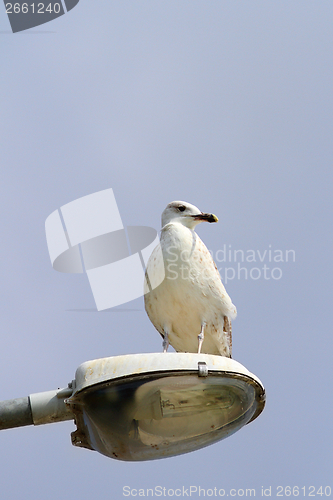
[196,237,237,319]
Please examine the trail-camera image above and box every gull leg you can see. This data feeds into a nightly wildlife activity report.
[162,329,169,353]
[198,322,206,354]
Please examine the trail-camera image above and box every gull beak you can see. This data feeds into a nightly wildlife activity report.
[193,213,219,223]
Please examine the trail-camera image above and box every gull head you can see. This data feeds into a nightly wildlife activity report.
[161,201,218,230]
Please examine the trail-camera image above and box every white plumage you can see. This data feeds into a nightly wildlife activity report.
[144,201,237,357]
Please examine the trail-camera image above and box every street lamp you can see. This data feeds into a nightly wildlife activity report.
[0,353,265,461]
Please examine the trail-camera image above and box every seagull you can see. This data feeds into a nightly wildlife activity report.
[144,201,237,357]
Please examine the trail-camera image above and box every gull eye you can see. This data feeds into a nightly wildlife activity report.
[178,205,186,212]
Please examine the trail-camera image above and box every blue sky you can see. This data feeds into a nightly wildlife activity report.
[1,2,332,498]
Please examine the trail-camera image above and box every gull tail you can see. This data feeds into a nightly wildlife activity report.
[223,316,232,358]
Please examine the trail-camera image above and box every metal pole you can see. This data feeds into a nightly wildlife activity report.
[0,387,74,431]
[0,397,33,430]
